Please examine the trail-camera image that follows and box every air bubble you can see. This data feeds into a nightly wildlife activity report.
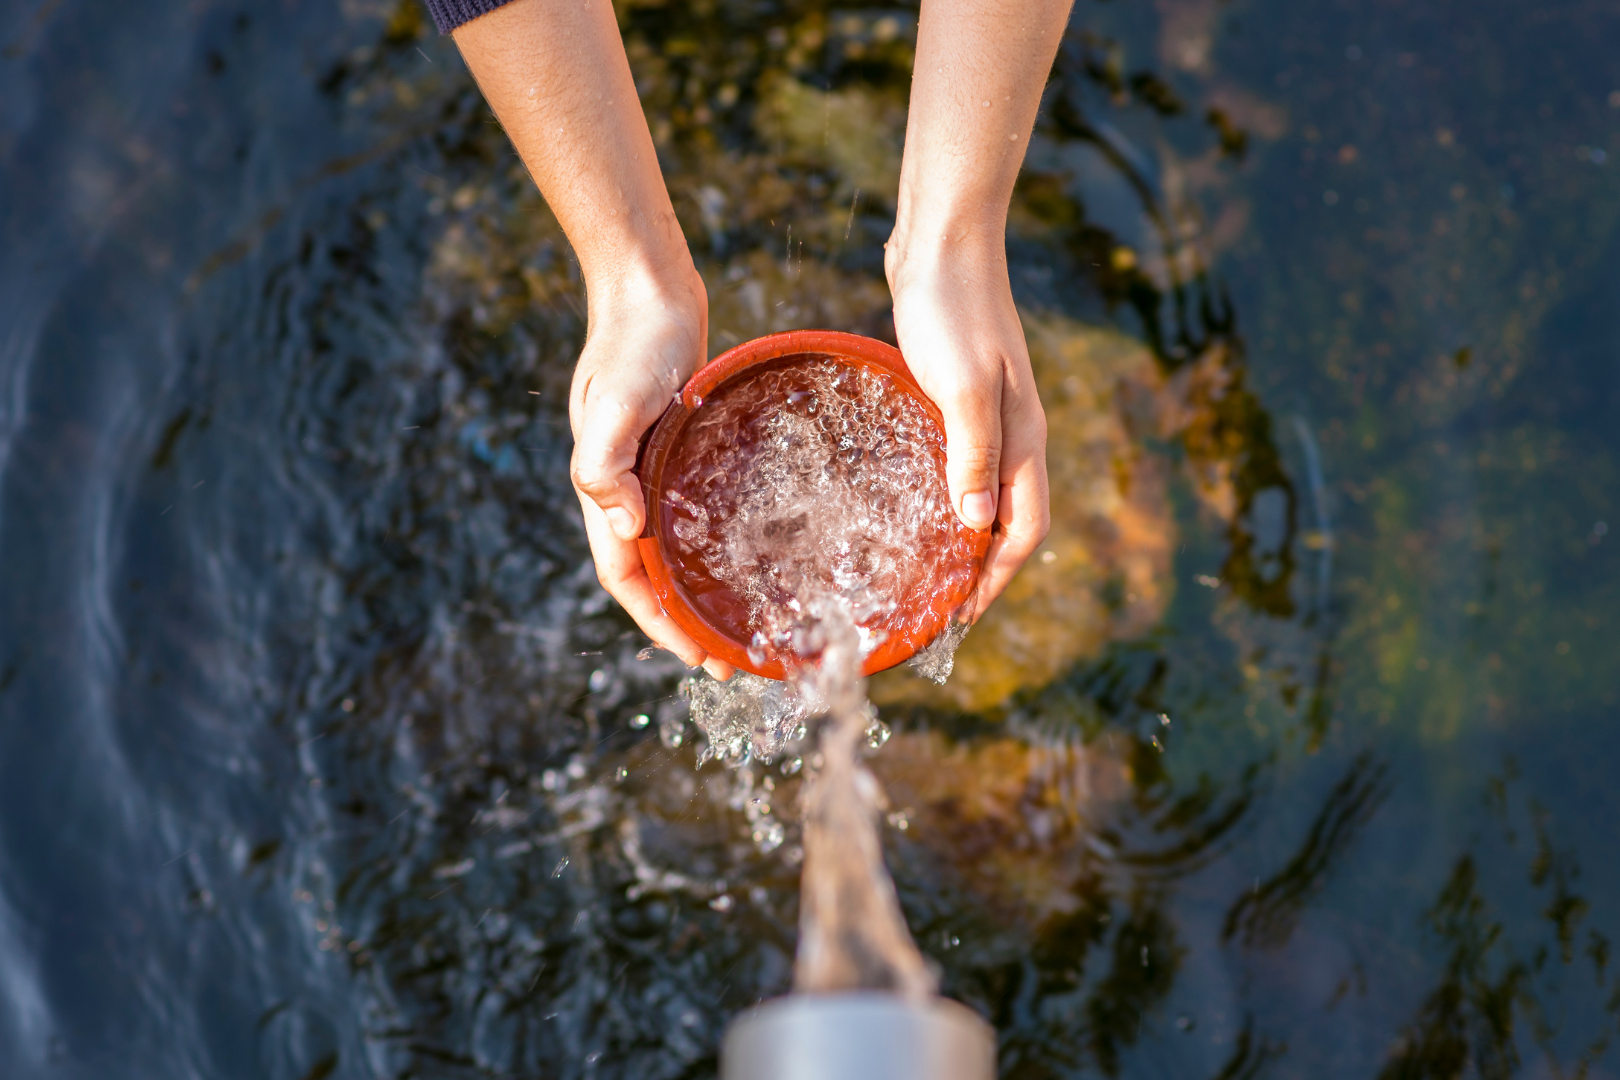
[753,820,785,853]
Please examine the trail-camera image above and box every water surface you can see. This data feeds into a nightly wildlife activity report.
[1,0,1617,1077]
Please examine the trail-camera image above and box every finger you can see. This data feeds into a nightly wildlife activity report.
[702,655,737,681]
[929,366,1005,531]
[570,374,660,543]
[578,492,711,667]
[971,387,1049,619]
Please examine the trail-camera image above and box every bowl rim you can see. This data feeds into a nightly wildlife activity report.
[634,329,990,680]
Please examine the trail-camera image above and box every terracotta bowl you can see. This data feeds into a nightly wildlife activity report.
[635,330,991,679]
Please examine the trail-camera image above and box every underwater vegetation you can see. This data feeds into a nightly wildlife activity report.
[5,0,1617,1076]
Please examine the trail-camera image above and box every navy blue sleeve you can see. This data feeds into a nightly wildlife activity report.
[424,0,518,35]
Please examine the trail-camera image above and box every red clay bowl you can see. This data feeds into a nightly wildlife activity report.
[635,330,991,680]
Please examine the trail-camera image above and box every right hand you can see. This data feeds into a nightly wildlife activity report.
[568,262,737,680]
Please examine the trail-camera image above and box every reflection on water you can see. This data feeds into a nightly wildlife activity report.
[1,0,1618,1077]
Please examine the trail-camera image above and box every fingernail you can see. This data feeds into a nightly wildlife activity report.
[961,490,996,529]
[606,507,637,540]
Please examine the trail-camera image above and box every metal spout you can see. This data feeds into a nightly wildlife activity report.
[720,993,995,1080]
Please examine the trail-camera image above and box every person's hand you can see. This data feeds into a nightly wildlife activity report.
[887,237,1051,621]
[568,261,736,680]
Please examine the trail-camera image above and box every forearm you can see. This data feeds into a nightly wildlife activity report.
[890,0,1073,278]
[452,0,692,306]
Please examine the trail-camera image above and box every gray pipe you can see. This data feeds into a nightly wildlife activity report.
[720,993,995,1080]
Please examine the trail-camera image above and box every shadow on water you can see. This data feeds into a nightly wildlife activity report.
[2,0,1619,1077]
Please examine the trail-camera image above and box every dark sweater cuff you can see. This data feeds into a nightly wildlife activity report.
[424,0,517,34]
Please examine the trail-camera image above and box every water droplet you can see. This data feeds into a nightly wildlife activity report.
[630,713,650,729]
[615,766,628,782]
[753,820,785,853]
[659,715,685,748]
[864,719,891,749]
[1159,713,1171,727]
[781,756,802,776]
[691,394,705,408]
[551,856,569,879]
[588,668,609,691]
[636,645,658,661]
[709,893,734,912]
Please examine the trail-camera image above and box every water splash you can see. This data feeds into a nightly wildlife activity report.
[906,617,971,684]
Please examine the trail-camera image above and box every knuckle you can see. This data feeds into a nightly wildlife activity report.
[570,461,614,499]
[1031,511,1052,546]
[922,361,992,404]
[950,441,1000,476]
[1000,500,1050,554]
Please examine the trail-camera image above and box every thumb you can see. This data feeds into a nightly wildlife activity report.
[934,382,1002,531]
[570,381,654,542]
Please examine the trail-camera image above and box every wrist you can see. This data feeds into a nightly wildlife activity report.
[584,249,705,327]
[885,216,1009,300]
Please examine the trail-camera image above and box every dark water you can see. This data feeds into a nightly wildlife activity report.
[1,0,1617,1077]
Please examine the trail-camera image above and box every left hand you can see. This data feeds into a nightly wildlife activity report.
[887,237,1051,621]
